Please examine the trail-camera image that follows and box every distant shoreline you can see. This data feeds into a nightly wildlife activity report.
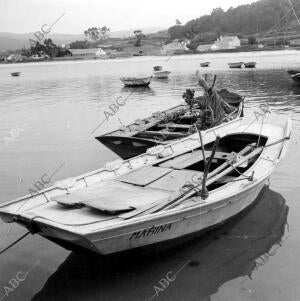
[1,47,299,65]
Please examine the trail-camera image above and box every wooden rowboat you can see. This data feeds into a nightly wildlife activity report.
[291,73,300,84]
[153,70,171,79]
[228,62,244,69]
[32,187,287,300]
[287,69,300,75]
[120,77,152,87]
[96,88,244,159]
[153,66,163,71]
[0,112,291,255]
[244,62,256,68]
[200,62,210,67]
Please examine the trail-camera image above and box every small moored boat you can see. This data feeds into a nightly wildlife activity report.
[97,75,244,159]
[244,62,256,68]
[228,62,244,69]
[287,69,300,75]
[153,70,171,79]
[11,72,20,77]
[120,76,152,87]
[291,73,300,84]
[0,112,291,255]
[153,66,171,79]
[200,62,210,67]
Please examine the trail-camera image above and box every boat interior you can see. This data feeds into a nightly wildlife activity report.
[50,133,267,222]
[98,92,242,144]
[132,115,201,141]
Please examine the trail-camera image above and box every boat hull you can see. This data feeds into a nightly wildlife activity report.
[244,62,256,68]
[228,63,244,68]
[287,69,300,75]
[30,177,267,255]
[153,71,171,79]
[200,62,210,67]
[291,73,300,84]
[96,136,158,159]
[120,77,152,87]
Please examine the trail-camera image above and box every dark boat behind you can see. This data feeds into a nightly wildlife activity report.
[11,72,20,77]
[291,73,300,84]
[96,89,244,159]
[244,62,256,68]
[200,62,210,67]
[287,69,300,75]
[228,62,244,69]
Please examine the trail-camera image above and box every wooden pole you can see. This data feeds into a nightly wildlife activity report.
[197,127,209,199]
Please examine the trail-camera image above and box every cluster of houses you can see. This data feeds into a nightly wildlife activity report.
[67,48,107,59]
[196,36,241,52]
[1,53,51,63]
[1,34,296,63]
[160,36,242,55]
[0,48,108,63]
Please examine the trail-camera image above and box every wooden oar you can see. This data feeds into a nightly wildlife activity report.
[126,144,259,217]
[163,146,261,210]
[207,143,255,179]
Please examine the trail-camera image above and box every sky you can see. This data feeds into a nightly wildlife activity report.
[0,0,257,34]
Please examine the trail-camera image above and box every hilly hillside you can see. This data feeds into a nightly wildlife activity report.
[0,27,165,52]
[168,0,300,43]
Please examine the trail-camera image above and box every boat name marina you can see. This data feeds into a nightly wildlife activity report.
[129,223,173,240]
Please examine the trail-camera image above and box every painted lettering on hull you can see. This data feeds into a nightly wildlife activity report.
[129,223,172,240]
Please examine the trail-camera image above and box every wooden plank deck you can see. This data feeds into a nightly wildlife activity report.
[159,150,231,169]
[117,166,172,186]
[156,123,191,129]
[135,131,187,139]
[148,170,203,192]
[53,180,171,213]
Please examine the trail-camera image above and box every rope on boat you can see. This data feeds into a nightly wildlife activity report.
[169,135,290,208]
[0,231,30,256]
[0,215,40,256]
[225,160,255,181]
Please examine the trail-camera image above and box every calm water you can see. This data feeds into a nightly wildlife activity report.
[0,50,300,300]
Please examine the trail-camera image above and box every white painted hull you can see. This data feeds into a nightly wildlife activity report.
[120,77,152,87]
[228,62,244,68]
[153,71,171,79]
[0,112,292,256]
[39,177,266,254]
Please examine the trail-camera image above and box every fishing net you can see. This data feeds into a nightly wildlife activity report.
[183,88,236,131]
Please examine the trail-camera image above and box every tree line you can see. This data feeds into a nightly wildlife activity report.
[168,0,300,44]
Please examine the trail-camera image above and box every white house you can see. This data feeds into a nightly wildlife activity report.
[211,36,241,51]
[5,54,23,62]
[69,48,107,59]
[196,44,213,52]
[161,39,189,55]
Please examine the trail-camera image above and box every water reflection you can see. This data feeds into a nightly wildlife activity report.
[32,187,288,301]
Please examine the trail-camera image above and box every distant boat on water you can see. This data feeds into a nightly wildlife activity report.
[120,76,152,87]
[228,62,244,69]
[291,73,300,84]
[200,62,210,67]
[153,71,171,79]
[152,66,171,79]
[11,72,20,77]
[287,69,300,75]
[244,62,256,68]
